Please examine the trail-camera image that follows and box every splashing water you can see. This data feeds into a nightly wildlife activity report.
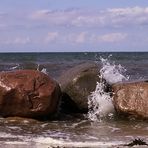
[41,68,48,75]
[100,56,129,84]
[88,81,113,121]
[88,56,129,121]
[10,64,20,70]
[37,64,48,75]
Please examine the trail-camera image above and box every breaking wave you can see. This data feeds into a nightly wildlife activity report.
[100,56,129,84]
[88,55,129,121]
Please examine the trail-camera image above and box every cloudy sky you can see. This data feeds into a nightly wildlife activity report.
[0,0,148,52]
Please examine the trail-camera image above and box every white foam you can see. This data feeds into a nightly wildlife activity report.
[41,68,48,75]
[0,132,124,147]
[10,64,20,70]
[4,141,28,145]
[34,137,123,148]
[7,126,22,130]
[88,81,114,121]
[100,56,129,84]
[88,56,129,121]
[37,64,48,75]
[0,132,16,138]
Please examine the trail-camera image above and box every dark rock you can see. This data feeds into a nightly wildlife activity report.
[60,92,86,114]
[124,138,148,147]
[58,62,101,112]
[0,70,61,119]
[112,81,148,119]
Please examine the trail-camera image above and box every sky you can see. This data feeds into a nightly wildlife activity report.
[0,0,148,52]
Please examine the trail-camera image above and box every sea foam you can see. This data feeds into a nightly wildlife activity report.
[33,137,123,148]
[88,56,129,121]
[100,56,129,84]
[37,64,48,75]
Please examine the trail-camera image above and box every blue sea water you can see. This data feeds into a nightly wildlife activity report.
[0,52,147,147]
[0,52,147,80]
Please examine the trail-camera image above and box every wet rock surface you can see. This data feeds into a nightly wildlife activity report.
[0,70,61,119]
[58,62,101,112]
[112,81,148,119]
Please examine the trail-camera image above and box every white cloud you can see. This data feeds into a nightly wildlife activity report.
[30,9,79,26]
[0,37,31,45]
[44,31,88,44]
[45,32,59,43]
[105,7,148,27]
[43,31,127,44]
[67,32,87,43]
[31,10,50,19]
[97,33,127,42]
[107,7,148,16]
[30,7,148,28]
[75,32,87,43]
[13,37,31,44]
[0,31,127,47]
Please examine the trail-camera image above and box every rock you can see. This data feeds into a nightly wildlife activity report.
[4,117,40,124]
[112,81,148,119]
[60,92,84,114]
[0,70,61,119]
[58,62,101,112]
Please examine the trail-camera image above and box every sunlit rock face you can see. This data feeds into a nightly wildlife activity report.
[112,81,148,119]
[0,70,61,119]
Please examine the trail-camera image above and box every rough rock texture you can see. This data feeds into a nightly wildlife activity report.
[0,70,61,119]
[58,62,101,112]
[112,81,148,119]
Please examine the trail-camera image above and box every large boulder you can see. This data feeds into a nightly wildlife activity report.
[112,81,148,119]
[58,62,101,112]
[0,70,61,119]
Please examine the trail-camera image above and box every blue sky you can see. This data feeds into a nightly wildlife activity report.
[0,0,148,52]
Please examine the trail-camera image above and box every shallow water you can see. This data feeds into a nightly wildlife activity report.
[0,116,148,147]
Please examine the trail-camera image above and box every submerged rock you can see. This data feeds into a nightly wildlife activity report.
[112,81,148,119]
[0,70,61,119]
[58,62,101,112]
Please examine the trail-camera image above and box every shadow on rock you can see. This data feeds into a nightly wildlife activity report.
[59,92,88,114]
[57,62,102,112]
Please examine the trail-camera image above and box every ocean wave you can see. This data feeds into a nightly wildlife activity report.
[88,56,129,121]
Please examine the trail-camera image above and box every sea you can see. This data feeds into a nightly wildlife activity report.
[0,52,148,148]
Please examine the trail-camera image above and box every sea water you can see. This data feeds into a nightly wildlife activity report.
[0,52,148,147]
[88,55,129,121]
